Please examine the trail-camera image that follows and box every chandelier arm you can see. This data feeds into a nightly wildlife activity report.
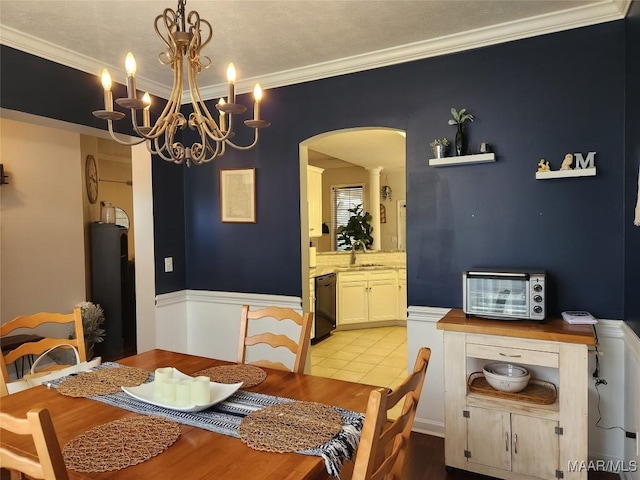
[186,62,236,144]
[224,128,261,151]
[106,121,148,146]
[147,57,185,139]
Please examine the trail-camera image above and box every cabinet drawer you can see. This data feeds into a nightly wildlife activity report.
[466,343,558,368]
[338,271,367,282]
[368,270,396,281]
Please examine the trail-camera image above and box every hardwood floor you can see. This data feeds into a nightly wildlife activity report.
[401,432,619,480]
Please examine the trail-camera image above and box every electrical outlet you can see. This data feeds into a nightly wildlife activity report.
[164,257,173,273]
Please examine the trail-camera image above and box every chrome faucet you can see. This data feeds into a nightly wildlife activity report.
[350,239,367,265]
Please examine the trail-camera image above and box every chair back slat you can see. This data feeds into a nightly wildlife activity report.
[0,408,69,479]
[238,305,313,374]
[352,347,431,480]
[1,307,86,397]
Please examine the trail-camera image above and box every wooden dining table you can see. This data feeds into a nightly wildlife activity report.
[0,349,378,480]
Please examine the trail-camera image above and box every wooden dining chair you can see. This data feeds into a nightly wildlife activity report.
[0,407,69,480]
[238,305,313,374]
[351,347,431,480]
[0,307,86,397]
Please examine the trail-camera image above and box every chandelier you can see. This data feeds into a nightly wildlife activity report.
[92,0,270,166]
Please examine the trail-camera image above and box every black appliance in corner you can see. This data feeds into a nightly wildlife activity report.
[312,273,336,344]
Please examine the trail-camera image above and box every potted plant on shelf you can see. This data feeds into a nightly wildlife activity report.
[336,204,373,251]
[429,138,450,159]
[448,108,474,156]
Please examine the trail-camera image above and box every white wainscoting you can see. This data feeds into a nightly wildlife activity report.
[155,290,303,367]
[622,322,640,480]
[406,306,640,472]
[406,306,450,437]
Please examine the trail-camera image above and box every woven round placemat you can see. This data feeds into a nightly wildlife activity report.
[238,401,342,452]
[193,364,267,388]
[57,366,150,397]
[63,415,181,473]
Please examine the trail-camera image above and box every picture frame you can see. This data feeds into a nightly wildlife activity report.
[220,168,256,223]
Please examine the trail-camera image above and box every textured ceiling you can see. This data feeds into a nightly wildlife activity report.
[0,0,630,170]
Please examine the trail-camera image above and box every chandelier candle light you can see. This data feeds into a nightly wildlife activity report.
[92,0,270,166]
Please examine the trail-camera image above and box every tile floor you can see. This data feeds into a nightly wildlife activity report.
[310,326,408,416]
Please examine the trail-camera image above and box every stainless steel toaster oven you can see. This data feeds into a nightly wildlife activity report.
[463,269,546,321]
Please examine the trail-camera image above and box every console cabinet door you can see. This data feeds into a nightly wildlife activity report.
[511,414,559,480]
[466,406,511,471]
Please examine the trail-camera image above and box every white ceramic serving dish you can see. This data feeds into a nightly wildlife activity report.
[121,368,243,412]
[483,363,530,393]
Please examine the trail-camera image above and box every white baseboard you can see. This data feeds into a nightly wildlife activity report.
[413,417,444,437]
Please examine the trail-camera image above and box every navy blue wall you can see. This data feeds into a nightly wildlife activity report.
[163,22,627,319]
[2,20,636,322]
[625,1,640,336]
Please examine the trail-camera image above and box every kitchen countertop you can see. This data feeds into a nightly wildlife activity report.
[310,263,406,277]
[436,308,596,345]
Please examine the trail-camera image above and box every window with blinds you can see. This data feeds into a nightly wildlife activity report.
[332,185,365,251]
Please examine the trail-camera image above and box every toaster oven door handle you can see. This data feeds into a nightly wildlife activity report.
[467,271,530,279]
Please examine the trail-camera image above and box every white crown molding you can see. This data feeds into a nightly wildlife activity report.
[0,25,172,99]
[1,0,629,102]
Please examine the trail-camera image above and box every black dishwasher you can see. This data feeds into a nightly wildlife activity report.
[312,273,337,344]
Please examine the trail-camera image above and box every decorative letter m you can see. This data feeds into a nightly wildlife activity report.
[574,152,596,169]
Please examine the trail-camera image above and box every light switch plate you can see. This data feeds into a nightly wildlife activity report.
[164,257,173,273]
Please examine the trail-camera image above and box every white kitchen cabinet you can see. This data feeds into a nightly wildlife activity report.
[338,270,398,325]
[309,277,315,338]
[307,166,324,238]
[398,268,407,320]
[438,309,595,480]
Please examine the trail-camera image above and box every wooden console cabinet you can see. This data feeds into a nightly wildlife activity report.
[437,309,595,480]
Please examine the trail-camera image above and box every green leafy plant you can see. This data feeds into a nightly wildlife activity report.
[448,108,474,125]
[71,301,106,347]
[429,138,450,148]
[336,204,373,250]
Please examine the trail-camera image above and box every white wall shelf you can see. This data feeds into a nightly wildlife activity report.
[535,167,596,180]
[428,153,495,167]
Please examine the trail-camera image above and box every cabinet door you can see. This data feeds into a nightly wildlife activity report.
[368,278,398,322]
[338,281,368,324]
[466,406,511,471]
[398,269,407,320]
[511,414,559,480]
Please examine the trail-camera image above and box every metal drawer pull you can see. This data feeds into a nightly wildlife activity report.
[499,353,522,358]
[513,433,518,454]
[505,432,509,451]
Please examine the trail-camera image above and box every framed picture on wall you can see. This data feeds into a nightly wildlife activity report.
[220,168,256,223]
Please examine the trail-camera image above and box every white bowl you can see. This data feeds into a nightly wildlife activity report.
[483,363,530,392]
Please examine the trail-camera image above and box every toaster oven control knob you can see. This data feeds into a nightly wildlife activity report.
[533,295,543,303]
[533,305,543,314]
[533,284,543,292]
